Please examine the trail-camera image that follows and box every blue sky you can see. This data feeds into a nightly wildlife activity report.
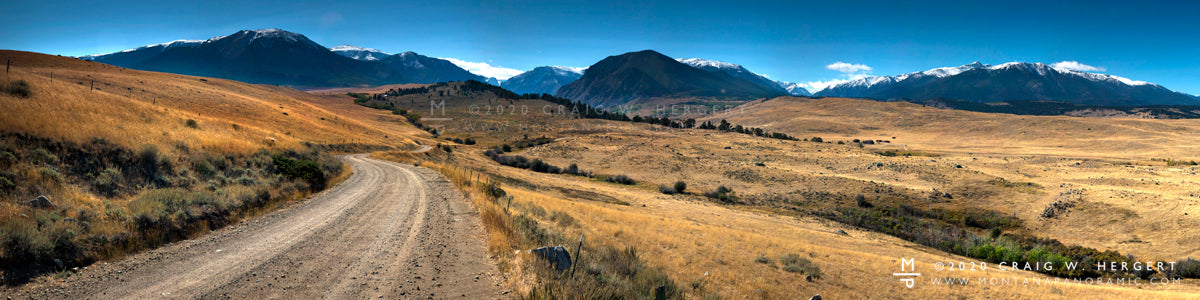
[3,0,1198,95]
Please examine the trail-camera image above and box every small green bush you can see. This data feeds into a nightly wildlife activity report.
[185,119,200,129]
[38,166,63,183]
[272,155,325,189]
[31,148,58,165]
[95,167,123,196]
[779,254,821,278]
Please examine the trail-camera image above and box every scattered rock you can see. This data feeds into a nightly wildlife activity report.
[754,162,766,167]
[529,246,572,271]
[810,294,822,300]
[26,195,55,208]
[54,259,64,270]
[835,230,848,236]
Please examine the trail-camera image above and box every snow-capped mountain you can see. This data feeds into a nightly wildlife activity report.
[501,66,585,95]
[75,29,485,87]
[772,81,812,96]
[330,45,390,61]
[377,52,487,84]
[676,58,790,95]
[815,62,1198,106]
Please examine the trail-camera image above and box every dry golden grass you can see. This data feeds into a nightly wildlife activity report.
[0,50,413,155]
[366,91,1200,298]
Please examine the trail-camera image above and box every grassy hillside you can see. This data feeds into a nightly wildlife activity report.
[0,50,417,284]
[351,85,1200,298]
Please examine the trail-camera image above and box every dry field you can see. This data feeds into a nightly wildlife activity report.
[0,50,414,153]
[369,90,1200,298]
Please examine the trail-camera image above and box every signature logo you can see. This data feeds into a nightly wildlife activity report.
[893,257,921,288]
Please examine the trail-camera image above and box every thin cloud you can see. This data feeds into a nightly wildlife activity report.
[826,61,872,74]
[440,58,524,80]
[1051,61,1106,72]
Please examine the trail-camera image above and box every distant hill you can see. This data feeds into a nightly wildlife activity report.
[501,66,585,95]
[377,52,488,84]
[79,29,482,88]
[555,50,785,107]
[905,98,1200,119]
[815,62,1198,106]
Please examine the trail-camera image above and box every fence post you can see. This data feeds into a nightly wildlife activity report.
[569,233,583,278]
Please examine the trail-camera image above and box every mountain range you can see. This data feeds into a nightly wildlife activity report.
[675,58,810,96]
[80,29,482,87]
[500,66,585,95]
[330,45,390,61]
[554,50,786,107]
[77,28,1196,107]
[814,62,1197,106]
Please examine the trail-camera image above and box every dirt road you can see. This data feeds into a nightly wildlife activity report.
[8,154,505,299]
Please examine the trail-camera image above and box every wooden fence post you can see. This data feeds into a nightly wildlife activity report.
[569,233,584,278]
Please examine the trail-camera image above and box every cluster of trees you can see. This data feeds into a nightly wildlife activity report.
[382,86,430,97]
[696,119,798,141]
[483,147,590,177]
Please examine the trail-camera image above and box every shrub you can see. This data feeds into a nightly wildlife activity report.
[191,159,217,179]
[137,144,161,178]
[704,186,737,203]
[0,150,15,168]
[673,181,687,194]
[810,137,824,143]
[659,185,677,195]
[1168,258,1200,279]
[31,148,58,165]
[0,176,14,190]
[272,155,325,189]
[606,174,636,185]
[483,181,507,200]
[3,80,31,98]
[95,167,123,196]
[38,166,63,183]
[755,256,772,264]
[779,254,821,278]
[548,210,577,227]
[855,194,872,208]
[185,119,200,129]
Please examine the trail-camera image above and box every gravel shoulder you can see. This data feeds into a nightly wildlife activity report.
[5,154,506,299]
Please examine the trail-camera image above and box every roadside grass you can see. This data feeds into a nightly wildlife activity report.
[0,134,348,285]
[374,150,681,299]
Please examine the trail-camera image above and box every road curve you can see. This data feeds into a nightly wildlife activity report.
[8,154,505,299]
